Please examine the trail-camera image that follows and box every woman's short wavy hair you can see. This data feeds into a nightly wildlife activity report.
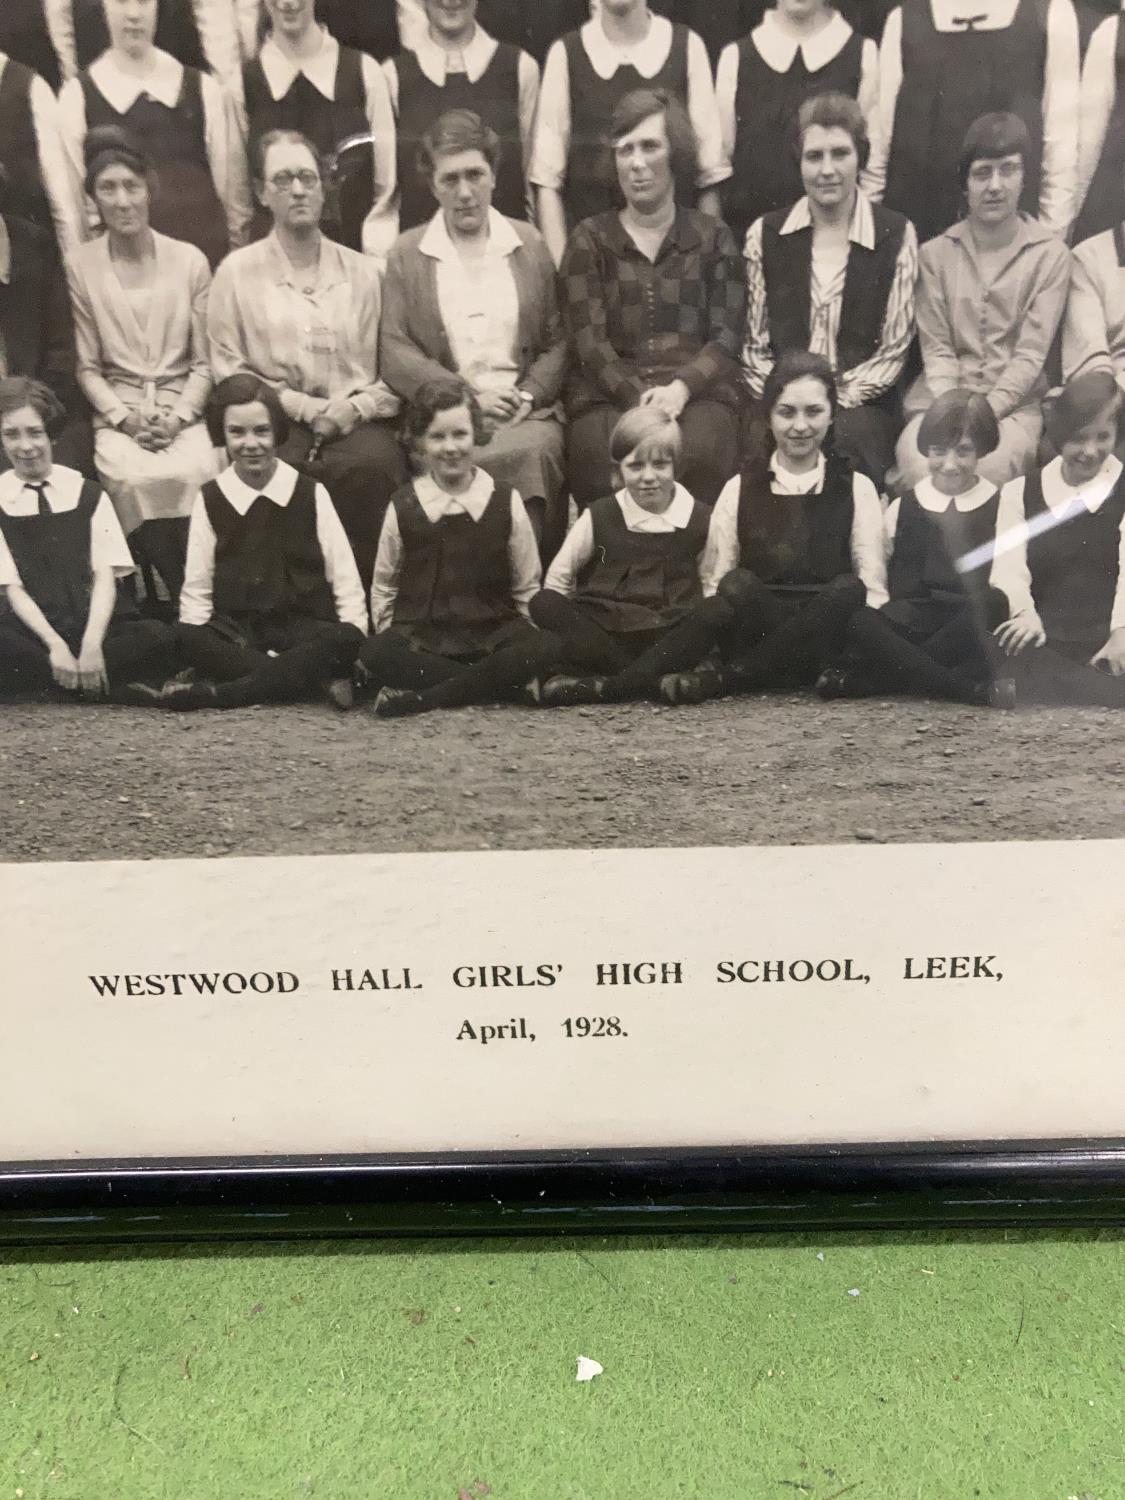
[403,377,489,449]
[794,91,870,173]
[83,124,153,198]
[205,374,290,449]
[417,109,501,185]
[1045,369,1124,450]
[917,388,1001,458]
[609,88,698,199]
[0,376,66,435]
[762,350,839,420]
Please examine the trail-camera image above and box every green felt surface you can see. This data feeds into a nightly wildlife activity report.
[1,1231,1122,1499]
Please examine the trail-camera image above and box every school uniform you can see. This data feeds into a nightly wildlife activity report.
[716,8,878,242]
[175,459,366,708]
[0,464,174,693]
[991,453,1125,703]
[0,51,84,256]
[383,24,539,229]
[57,47,251,268]
[861,0,1080,244]
[528,12,729,230]
[360,468,550,711]
[701,449,887,688]
[839,476,1010,700]
[238,25,397,260]
[1074,9,1125,243]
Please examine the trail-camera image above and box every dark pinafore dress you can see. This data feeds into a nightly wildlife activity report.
[243,45,374,251]
[0,478,137,654]
[80,63,228,267]
[883,0,1047,244]
[0,56,55,237]
[561,23,691,227]
[884,486,1002,638]
[722,26,865,243]
[394,44,525,229]
[389,479,526,659]
[574,493,711,635]
[735,452,856,603]
[1022,465,1125,660]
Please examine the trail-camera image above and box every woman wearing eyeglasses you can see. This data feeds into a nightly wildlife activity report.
[894,113,1071,493]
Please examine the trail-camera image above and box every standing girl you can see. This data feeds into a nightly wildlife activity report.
[360,377,550,718]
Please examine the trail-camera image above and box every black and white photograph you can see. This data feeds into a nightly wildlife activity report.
[0,0,1120,867]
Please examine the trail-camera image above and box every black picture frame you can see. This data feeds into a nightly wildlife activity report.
[4,1140,1125,1245]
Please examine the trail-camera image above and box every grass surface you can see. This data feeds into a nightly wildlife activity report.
[2,1230,1122,1498]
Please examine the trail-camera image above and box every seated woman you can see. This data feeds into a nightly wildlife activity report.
[560,86,745,512]
[235,0,397,260]
[68,127,216,606]
[715,0,878,244]
[144,373,368,711]
[665,349,886,703]
[530,403,729,706]
[742,91,915,488]
[821,389,1014,707]
[383,0,540,230]
[991,369,1125,706]
[379,109,567,561]
[57,0,250,267]
[0,376,175,699]
[208,127,404,593]
[361,377,550,719]
[895,112,1071,492]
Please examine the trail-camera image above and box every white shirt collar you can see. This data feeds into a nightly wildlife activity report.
[262,230,350,290]
[614,481,695,530]
[258,27,340,102]
[0,218,10,286]
[1040,453,1123,515]
[419,206,521,261]
[580,12,672,80]
[753,9,855,71]
[769,451,827,494]
[914,476,998,513]
[411,23,497,85]
[414,468,495,520]
[88,48,184,112]
[0,464,84,513]
[216,459,300,514]
[780,190,875,251]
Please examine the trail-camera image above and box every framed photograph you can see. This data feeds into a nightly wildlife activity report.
[1,0,1124,1243]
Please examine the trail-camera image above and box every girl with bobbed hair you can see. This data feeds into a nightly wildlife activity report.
[0,374,176,701]
[360,376,552,718]
[990,368,1125,705]
[67,125,217,608]
[57,0,250,265]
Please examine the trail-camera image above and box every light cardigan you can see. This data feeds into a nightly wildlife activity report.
[378,213,567,408]
[67,229,212,430]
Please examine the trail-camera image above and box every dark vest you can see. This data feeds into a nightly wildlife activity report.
[561,23,691,226]
[0,58,52,237]
[0,0,64,89]
[243,45,373,251]
[73,0,207,72]
[1023,465,1125,653]
[723,29,865,241]
[887,487,1000,604]
[759,202,907,375]
[81,64,228,267]
[884,0,1046,243]
[391,480,519,655]
[0,215,78,406]
[0,476,131,649]
[577,492,710,632]
[736,451,855,591]
[203,470,335,623]
[394,44,525,229]
[1073,15,1125,242]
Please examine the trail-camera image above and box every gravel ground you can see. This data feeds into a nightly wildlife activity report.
[0,695,1120,862]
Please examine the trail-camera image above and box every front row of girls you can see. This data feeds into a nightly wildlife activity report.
[0,352,1123,714]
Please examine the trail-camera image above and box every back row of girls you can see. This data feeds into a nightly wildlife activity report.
[2,348,1121,719]
[1,0,1121,269]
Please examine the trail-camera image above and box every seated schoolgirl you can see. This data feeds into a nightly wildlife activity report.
[662,350,886,703]
[139,374,368,710]
[529,405,730,706]
[360,378,551,718]
[0,376,175,701]
[990,370,1125,707]
[820,389,1014,708]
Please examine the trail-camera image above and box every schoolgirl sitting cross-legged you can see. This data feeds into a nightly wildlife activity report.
[139,373,368,710]
[360,378,551,718]
[529,404,731,706]
[663,350,886,704]
[0,376,176,703]
[820,389,1015,708]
